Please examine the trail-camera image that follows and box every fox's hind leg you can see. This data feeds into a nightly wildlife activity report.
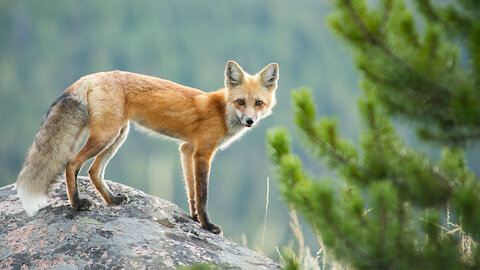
[88,123,130,205]
[65,127,122,211]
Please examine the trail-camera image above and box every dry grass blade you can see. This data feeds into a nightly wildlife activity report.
[261,177,270,253]
[289,209,305,262]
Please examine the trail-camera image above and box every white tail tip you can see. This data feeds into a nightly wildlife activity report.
[17,187,49,216]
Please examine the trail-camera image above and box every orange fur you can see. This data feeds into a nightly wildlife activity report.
[28,61,279,234]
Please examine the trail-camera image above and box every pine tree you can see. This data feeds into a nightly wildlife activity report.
[267,0,480,269]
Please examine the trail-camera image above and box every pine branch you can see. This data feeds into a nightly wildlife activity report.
[268,0,480,268]
[378,198,387,264]
[341,0,453,97]
[362,97,387,176]
[390,139,453,190]
[360,68,444,120]
[267,128,378,266]
[418,128,480,146]
[415,0,473,37]
[414,0,440,23]
[392,143,454,196]
[293,89,369,182]
[378,0,393,35]
[311,194,377,266]
[395,201,409,262]
[471,25,480,87]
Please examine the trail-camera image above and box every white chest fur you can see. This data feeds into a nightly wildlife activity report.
[217,114,249,150]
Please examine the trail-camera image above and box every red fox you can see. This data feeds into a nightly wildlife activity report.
[17,61,279,234]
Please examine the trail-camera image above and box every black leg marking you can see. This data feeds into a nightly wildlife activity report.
[198,178,210,223]
[72,169,80,206]
[190,199,198,222]
[76,198,94,211]
[73,168,93,211]
[203,222,222,235]
[195,160,222,234]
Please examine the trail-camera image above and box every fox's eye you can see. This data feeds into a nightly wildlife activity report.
[255,100,264,106]
[237,99,245,106]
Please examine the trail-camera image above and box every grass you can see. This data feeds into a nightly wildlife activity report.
[260,177,347,269]
[261,177,270,253]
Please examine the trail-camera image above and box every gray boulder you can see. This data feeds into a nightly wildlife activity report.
[0,176,280,269]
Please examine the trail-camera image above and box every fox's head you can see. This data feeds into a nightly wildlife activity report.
[224,61,279,128]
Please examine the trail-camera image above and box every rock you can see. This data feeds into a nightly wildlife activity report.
[0,177,280,269]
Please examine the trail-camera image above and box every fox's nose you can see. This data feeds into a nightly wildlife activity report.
[246,118,254,126]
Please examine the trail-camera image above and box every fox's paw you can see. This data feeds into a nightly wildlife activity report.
[203,222,223,235]
[191,214,199,222]
[76,198,94,211]
[111,193,129,205]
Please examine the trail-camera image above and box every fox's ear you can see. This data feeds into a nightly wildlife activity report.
[259,63,279,90]
[225,61,245,88]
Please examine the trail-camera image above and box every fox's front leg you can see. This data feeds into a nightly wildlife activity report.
[180,143,197,221]
[193,148,222,234]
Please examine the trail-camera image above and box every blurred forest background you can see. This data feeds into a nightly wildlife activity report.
[2,0,479,260]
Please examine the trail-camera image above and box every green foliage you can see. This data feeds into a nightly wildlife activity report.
[270,89,480,269]
[268,1,480,268]
[328,0,480,147]
[280,248,302,270]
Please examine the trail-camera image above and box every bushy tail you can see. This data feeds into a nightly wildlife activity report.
[17,92,89,216]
